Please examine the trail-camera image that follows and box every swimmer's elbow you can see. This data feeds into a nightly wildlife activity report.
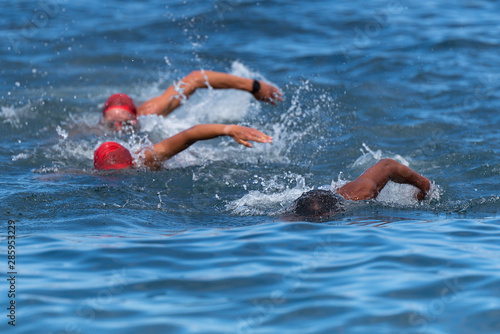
[378,158,403,178]
[183,71,204,87]
[186,70,202,78]
[379,158,398,169]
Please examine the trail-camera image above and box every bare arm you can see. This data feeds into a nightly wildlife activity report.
[141,124,272,169]
[137,70,283,117]
[337,159,431,201]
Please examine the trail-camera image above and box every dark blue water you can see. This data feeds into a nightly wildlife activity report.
[1,1,500,333]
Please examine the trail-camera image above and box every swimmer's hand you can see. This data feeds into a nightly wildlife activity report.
[224,124,273,148]
[415,185,429,201]
[253,81,283,105]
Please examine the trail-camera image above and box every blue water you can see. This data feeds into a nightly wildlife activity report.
[1,0,500,333]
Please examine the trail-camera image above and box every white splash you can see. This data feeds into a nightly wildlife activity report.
[226,172,309,215]
[353,143,409,167]
[0,104,30,128]
[12,152,31,161]
[56,125,68,140]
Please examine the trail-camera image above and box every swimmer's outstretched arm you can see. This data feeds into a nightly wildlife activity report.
[337,159,431,201]
[141,124,272,169]
[137,71,283,117]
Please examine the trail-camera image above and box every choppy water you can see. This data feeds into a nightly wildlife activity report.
[1,1,500,333]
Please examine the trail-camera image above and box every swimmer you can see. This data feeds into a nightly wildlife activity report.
[100,71,283,131]
[291,159,431,218]
[94,124,272,170]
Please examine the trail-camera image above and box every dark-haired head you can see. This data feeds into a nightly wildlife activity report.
[292,189,341,219]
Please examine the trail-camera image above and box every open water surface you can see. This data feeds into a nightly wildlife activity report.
[1,1,500,333]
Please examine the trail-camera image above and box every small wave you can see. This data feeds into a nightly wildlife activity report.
[32,166,61,174]
[443,195,500,217]
[431,38,499,51]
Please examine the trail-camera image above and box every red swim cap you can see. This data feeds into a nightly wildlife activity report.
[103,93,137,116]
[94,142,133,170]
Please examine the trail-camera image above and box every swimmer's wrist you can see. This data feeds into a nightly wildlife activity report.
[222,124,234,136]
[251,80,261,94]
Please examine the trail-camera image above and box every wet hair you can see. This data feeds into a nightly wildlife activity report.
[292,189,341,218]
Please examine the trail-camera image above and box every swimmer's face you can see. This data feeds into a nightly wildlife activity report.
[103,107,137,122]
[101,107,138,131]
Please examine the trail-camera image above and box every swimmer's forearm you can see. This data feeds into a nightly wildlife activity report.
[147,124,234,163]
[145,124,271,167]
[164,71,253,100]
[184,124,231,143]
[137,71,253,117]
[150,124,226,160]
[389,160,431,199]
[181,124,272,147]
[185,70,253,92]
[141,125,223,168]
[189,71,283,105]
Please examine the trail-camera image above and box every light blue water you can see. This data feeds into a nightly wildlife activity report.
[1,1,500,333]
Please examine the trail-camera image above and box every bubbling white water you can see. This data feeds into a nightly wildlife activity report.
[226,172,310,216]
[1,104,33,128]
